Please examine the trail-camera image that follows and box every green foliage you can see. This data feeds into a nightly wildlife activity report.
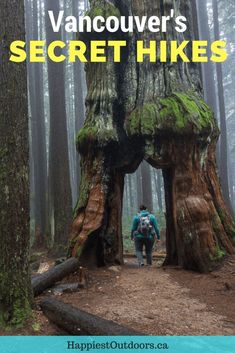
[32,322,41,332]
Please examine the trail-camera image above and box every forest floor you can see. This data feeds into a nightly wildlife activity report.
[1,254,235,336]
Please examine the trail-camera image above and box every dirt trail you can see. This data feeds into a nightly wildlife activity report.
[60,256,235,336]
[2,255,234,336]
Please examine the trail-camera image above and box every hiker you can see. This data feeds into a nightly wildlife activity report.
[131,205,160,267]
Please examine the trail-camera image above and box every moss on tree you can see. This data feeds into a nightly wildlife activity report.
[125,92,215,138]
[69,0,235,272]
[209,245,226,262]
[87,0,120,19]
[77,125,118,151]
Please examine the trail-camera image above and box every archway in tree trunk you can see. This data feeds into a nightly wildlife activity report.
[68,0,235,272]
[122,164,166,257]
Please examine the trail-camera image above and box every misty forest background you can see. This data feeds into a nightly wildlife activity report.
[28,0,235,255]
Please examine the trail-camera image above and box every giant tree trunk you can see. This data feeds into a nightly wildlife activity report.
[69,0,235,272]
[0,0,32,325]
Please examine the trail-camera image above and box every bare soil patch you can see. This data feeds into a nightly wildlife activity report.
[1,255,235,336]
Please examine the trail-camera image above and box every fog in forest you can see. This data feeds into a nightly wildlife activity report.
[27,0,235,253]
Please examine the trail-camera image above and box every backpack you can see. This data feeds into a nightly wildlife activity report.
[137,214,153,236]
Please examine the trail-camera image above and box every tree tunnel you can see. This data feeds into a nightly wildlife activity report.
[122,163,166,256]
[68,0,235,272]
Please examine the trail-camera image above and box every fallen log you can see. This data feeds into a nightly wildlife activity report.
[40,297,143,336]
[52,283,84,295]
[32,258,79,296]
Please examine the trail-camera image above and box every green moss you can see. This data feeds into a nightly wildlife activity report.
[76,126,98,150]
[141,104,159,134]
[10,299,31,327]
[209,245,225,262]
[76,245,84,258]
[126,103,159,136]
[211,214,221,232]
[0,262,32,329]
[159,96,186,129]
[73,173,90,215]
[228,225,235,245]
[87,1,120,20]
[77,124,118,152]
[217,207,226,223]
[229,225,235,235]
[32,322,41,332]
[125,92,215,138]
[160,93,214,131]
[0,297,31,329]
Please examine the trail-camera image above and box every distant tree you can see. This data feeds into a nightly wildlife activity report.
[136,168,143,208]
[26,0,47,245]
[72,0,86,191]
[141,161,153,212]
[46,0,72,251]
[155,170,163,211]
[212,0,231,207]
[196,0,218,117]
[215,0,235,211]
[0,0,32,326]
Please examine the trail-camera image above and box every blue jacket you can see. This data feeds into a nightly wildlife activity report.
[131,211,160,240]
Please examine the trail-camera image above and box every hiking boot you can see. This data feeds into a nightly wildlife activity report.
[139,262,144,267]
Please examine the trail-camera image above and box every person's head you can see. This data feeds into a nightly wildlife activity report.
[139,204,147,211]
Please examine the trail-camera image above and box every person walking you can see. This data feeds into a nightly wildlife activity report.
[131,205,160,267]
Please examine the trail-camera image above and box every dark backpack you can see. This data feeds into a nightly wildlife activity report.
[137,214,152,236]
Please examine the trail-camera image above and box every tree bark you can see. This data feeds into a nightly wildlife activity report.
[212,0,231,208]
[136,167,143,208]
[0,0,32,326]
[68,0,235,272]
[141,161,153,212]
[40,297,142,335]
[46,0,73,251]
[26,0,47,244]
[32,258,80,296]
[73,0,86,195]
[196,0,218,115]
